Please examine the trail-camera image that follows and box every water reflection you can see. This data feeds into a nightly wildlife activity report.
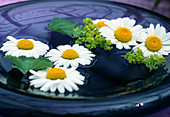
[0,47,168,99]
[0,66,168,99]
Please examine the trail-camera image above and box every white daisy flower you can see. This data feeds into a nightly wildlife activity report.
[92,19,109,28]
[29,67,85,93]
[45,44,95,68]
[99,17,143,50]
[133,24,170,57]
[0,36,49,58]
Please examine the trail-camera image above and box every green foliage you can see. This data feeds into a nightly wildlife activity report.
[5,56,53,74]
[124,48,144,64]
[73,26,84,38]
[74,18,113,50]
[152,0,162,10]
[143,54,165,71]
[48,17,79,37]
[48,17,113,50]
[124,48,166,71]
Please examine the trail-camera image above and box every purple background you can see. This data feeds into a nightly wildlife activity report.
[0,0,170,18]
[0,0,169,117]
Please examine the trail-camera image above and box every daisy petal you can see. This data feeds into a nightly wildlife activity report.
[50,83,58,92]
[133,23,170,56]
[65,78,79,91]
[46,44,95,68]
[70,77,84,85]
[31,79,48,88]
[62,81,73,92]
[40,81,52,92]
[116,41,123,49]
[0,36,49,58]
[58,83,65,93]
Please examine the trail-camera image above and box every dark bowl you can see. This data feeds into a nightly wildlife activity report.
[0,0,169,117]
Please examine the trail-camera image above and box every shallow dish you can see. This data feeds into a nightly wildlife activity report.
[0,0,169,116]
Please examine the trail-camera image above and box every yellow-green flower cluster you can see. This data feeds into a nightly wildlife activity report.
[124,48,144,64]
[124,48,166,71]
[74,18,113,50]
[143,54,165,71]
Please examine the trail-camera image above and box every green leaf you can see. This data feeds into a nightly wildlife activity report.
[73,26,83,38]
[75,17,113,50]
[152,0,162,10]
[124,48,144,64]
[143,54,165,71]
[30,57,53,70]
[48,17,79,37]
[5,56,53,74]
[123,48,166,71]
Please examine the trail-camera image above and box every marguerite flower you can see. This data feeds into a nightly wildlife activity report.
[133,24,170,57]
[29,67,85,93]
[45,44,95,68]
[0,36,49,58]
[99,17,143,49]
[92,19,109,28]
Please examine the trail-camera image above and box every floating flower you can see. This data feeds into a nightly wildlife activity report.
[92,19,109,28]
[133,24,170,57]
[29,67,85,93]
[0,36,49,58]
[45,44,95,68]
[99,17,143,50]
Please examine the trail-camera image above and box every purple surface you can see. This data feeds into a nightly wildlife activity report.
[146,107,170,117]
[1,0,169,18]
[109,0,170,18]
[0,0,28,6]
[0,0,169,117]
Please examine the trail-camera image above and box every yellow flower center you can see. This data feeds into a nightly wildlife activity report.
[46,68,67,80]
[62,49,79,59]
[96,21,108,28]
[17,39,34,50]
[114,27,132,43]
[145,36,162,51]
